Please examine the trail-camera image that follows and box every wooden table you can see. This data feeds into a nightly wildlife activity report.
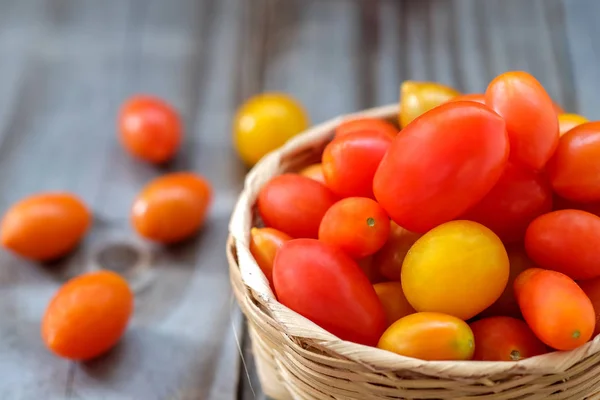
[0,0,598,399]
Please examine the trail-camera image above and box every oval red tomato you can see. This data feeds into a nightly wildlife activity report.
[462,162,552,243]
[273,239,387,346]
[547,122,600,203]
[485,71,559,170]
[322,131,392,199]
[373,101,509,233]
[257,174,338,239]
[525,209,600,280]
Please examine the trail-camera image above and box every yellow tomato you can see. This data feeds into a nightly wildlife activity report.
[377,312,474,361]
[558,113,588,136]
[399,81,460,127]
[233,93,309,166]
[401,220,509,320]
[373,282,415,327]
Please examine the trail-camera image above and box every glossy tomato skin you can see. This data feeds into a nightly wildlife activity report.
[374,101,509,233]
[558,113,588,136]
[470,316,547,361]
[377,312,474,361]
[132,172,212,243]
[322,131,392,199]
[249,227,292,288]
[462,162,553,243]
[373,282,415,327]
[515,268,594,350]
[42,271,133,360]
[485,71,559,171]
[1,193,91,261]
[399,81,460,127]
[318,197,390,259]
[547,122,600,203]
[373,221,421,281]
[299,164,325,184]
[578,276,600,338]
[119,95,182,164]
[525,210,600,280]
[273,239,387,346]
[257,174,338,239]
[335,117,398,139]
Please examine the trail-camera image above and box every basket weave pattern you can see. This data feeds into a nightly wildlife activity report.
[227,104,600,400]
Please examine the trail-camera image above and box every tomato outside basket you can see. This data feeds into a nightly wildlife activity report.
[227,104,600,400]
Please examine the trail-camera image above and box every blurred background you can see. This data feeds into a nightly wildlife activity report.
[0,0,597,399]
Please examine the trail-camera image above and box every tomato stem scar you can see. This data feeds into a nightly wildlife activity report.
[573,330,581,339]
[510,349,521,361]
[367,217,375,227]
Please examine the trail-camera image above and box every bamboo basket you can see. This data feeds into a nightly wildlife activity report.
[227,103,600,400]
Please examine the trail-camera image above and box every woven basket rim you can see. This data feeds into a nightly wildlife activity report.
[228,102,600,379]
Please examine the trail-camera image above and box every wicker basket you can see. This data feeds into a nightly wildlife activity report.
[227,103,600,400]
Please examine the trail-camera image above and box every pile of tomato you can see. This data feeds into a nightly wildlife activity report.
[250,71,600,362]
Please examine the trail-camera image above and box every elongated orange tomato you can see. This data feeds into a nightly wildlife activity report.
[515,268,594,350]
[578,276,600,338]
[298,164,325,184]
[1,193,91,261]
[373,282,415,327]
[42,270,134,360]
[249,227,292,287]
[378,312,474,361]
[335,117,398,139]
[447,93,485,104]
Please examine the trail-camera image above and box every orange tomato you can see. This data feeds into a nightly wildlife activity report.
[298,164,325,184]
[577,276,600,338]
[373,282,415,327]
[131,172,212,243]
[401,221,509,320]
[553,100,565,114]
[373,221,421,281]
[249,227,292,288]
[480,245,536,318]
[42,270,133,360]
[399,81,460,127]
[335,117,398,139]
[377,312,474,361]
[558,113,588,136]
[447,93,486,104]
[470,316,547,361]
[118,95,182,164]
[515,268,594,350]
[1,193,91,261]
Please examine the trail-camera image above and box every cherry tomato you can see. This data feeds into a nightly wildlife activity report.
[1,193,91,261]
[118,95,182,164]
[131,172,212,243]
[485,71,559,170]
[525,210,600,280]
[319,197,390,259]
[233,93,309,166]
[377,312,474,361]
[335,117,398,139]
[42,271,133,360]
[399,81,460,127]
[578,276,600,338]
[273,239,386,346]
[249,227,292,288]
[461,162,553,243]
[373,221,421,281]
[258,174,338,239]
[480,245,537,318]
[373,101,509,233]
[547,122,600,203]
[447,93,485,104]
[514,268,594,350]
[470,316,547,361]
[373,282,415,327]
[402,221,509,320]
[322,130,392,199]
[299,164,325,184]
[558,113,588,136]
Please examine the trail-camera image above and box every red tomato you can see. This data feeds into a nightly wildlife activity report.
[119,95,182,164]
[462,162,553,243]
[525,209,600,280]
[322,131,392,199]
[273,239,387,346]
[249,227,292,288]
[485,71,559,170]
[373,101,509,233]
[257,174,338,239]
[448,93,485,104]
[470,316,547,361]
[578,276,600,338]
[318,197,390,259]
[547,122,600,203]
[335,117,398,139]
[373,221,421,281]
[515,268,594,350]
